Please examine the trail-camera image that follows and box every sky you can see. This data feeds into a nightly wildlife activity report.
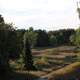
[0,0,80,31]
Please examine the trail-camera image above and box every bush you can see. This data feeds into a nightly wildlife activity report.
[34,56,49,70]
[9,59,24,70]
[64,55,77,62]
[74,47,80,53]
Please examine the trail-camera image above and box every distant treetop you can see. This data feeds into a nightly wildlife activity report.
[77,2,80,19]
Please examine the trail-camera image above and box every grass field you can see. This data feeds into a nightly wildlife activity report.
[9,46,80,80]
[33,46,78,71]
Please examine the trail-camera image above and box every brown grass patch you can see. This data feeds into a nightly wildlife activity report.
[42,62,80,80]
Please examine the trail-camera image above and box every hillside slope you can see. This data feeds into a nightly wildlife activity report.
[42,62,80,80]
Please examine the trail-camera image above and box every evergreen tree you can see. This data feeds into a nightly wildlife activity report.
[24,35,36,70]
[0,14,4,23]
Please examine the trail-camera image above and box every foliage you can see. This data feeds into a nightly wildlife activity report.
[0,15,4,23]
[0,15,25,78]
[35,30,49,47]
[34,56,49,70]
[24,34,36,70]
[15,29,25,58]
[9,56,24,70]
[49,35,57,46]
[64,55,77,62]
[0,14,21,78]
[25,27,38,48]
[48,29,75,46]
[70,27,80,46]
[41,56,48,62]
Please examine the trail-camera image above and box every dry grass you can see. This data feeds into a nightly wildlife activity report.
[8,46,80,80]
[34,60,49,65]
[33,46,78,75]
[42,62,80,80]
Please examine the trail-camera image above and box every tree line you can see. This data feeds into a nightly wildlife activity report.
[18,28,75,47]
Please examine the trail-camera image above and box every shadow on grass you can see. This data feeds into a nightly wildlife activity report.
[0,70,39,80]
[45,62,80,80]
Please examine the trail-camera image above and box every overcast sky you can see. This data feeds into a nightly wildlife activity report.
[0,0,80,30]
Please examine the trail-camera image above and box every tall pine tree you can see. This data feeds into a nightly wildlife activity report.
[24,35,36,70]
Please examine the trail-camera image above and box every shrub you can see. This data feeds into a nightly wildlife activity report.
[64,55,77,62]
[34,56,49,70]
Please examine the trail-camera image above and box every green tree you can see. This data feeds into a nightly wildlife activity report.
[0,15,20,78]
[0,14,4,23]
[70,27,80,47]
[35,30,49,47]
[25,27,37,48]
[16,29,26,57]
[0,15,13,78]
[49,35,57,46]
[48,29,75,46]
[70,34,75,45]
[24,34,36,70]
